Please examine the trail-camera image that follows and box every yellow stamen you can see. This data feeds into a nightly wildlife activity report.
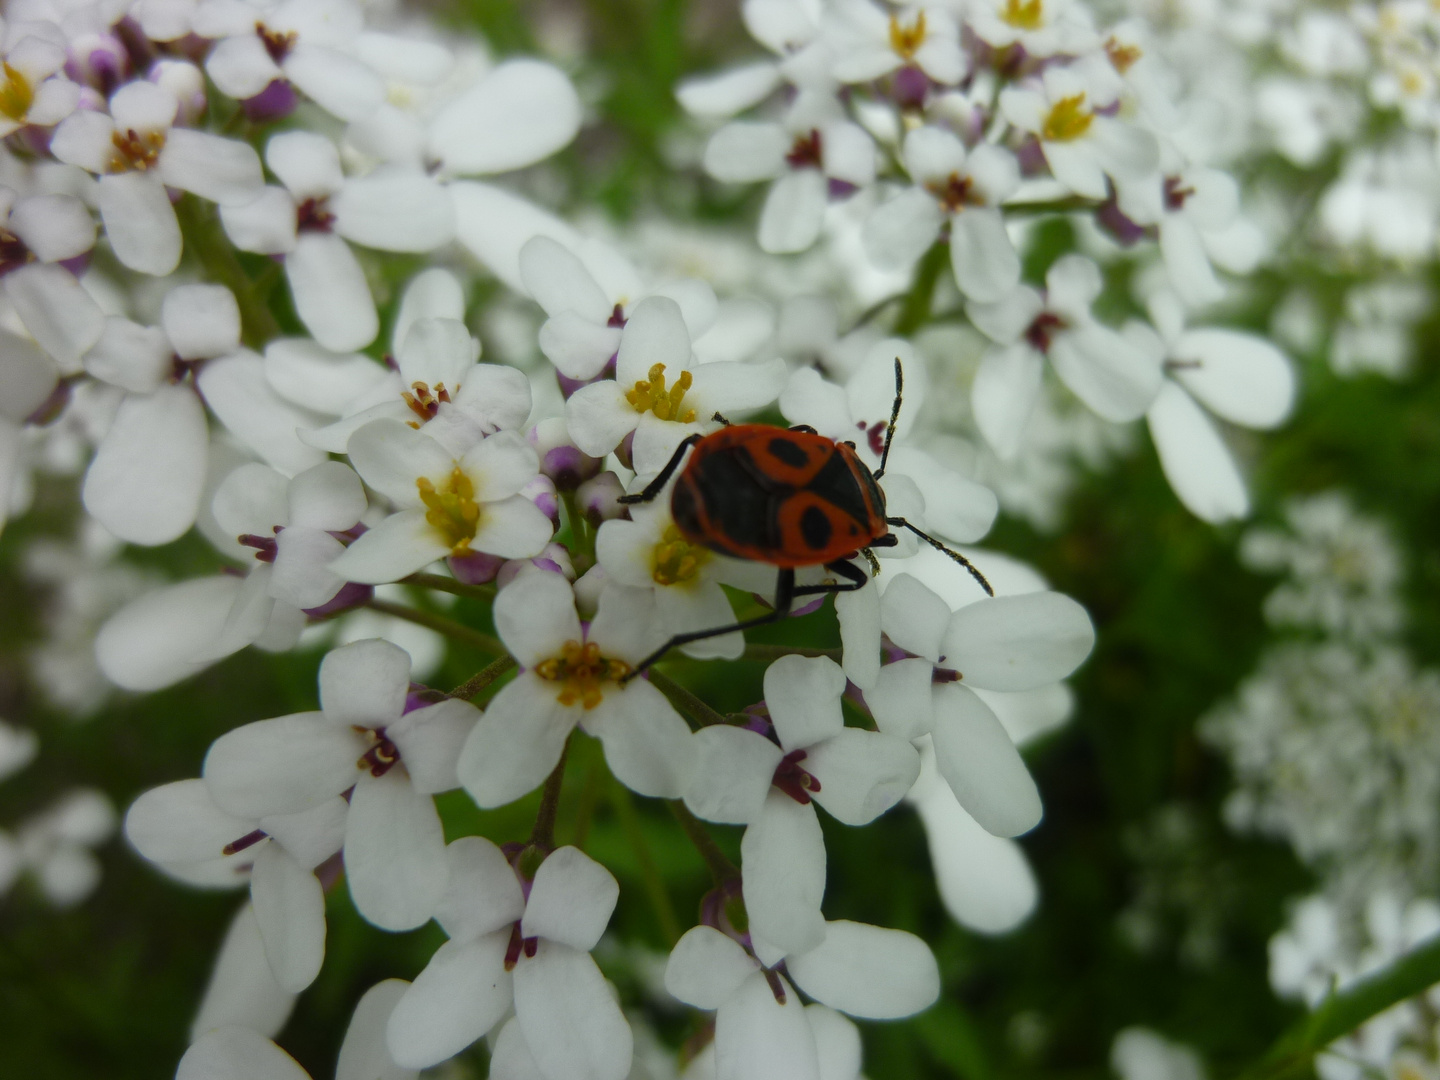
[534,640,631,709]
[416,467,481,554]
[1104,36,1142,73]
[626,363,697,423]
[0,63,33,123]
[1001,0,1045,31]
[888,12,928,59]
[108,128,166,173]
[1042,93,1093,142]
[651,524,708,586]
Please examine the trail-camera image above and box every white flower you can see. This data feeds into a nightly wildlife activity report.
[0,187,96,271]
[220,131,453,351]
[702,90,876,254]
[686,656,920,955]
[457,572,694,805]
[664,916,938,1080]
[50,80,264,275]
[212,460,368,610]
[1133,291,1295,524]
[826,2,967,86]
[194,0,384,121]
[0,28,80,136]
[863,127,1021,303]
[565,295,787,474]
[203,639,479,930]
[520,234,718,383]
[1117,156,1242,308]
[385,838,632,1080]
[125,778,344,992]
[867,571,1093,836]
[967,0,1099,58]
[1000,66,1158,201]
[331,421,552,584]
[967,254,1164,457]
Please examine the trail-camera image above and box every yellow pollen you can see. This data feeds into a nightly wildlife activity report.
[1105,36,1142,73]
[651,524,709,586]
[888,12,928,59]
[1042,93,1093,142]
[1001,0,1045,31]
[0,63,33,123]
[626,363,697,423]
[108,127,166,173]
[534,640,631,709]
[416,467,481,554]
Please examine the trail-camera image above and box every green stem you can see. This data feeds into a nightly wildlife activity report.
[1001,196,1097,217]
[561,491,596,575]
[364,598,503,656]
[893,240,950,336]
[448,654,516,700]
[1236,932,1440,1080]
[403,572,497,602]
[173,195,280,347]
[610,783,682,946]
[571,761,605,852]
[741,643,842,662]
[647,669,728,729]
[531,738,570,851]
[669,800,738,884]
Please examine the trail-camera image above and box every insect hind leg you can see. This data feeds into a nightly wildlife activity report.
[621,569,797,679]
[618,433,702,505]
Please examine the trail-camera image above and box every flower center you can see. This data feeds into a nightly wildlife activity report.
[0,227,33,275]
[257,22,297,64]
[651,524,709,586]
[888,12,928,59]
[503,921,540,970]
[108,128,165,173]
[1105,36,1143,73]
[402,381,451,426]
[785,129,823,170]
[1002,0,1045,30]
[296,196,335,233]
[926,171,978,212]
[356,728,401,777]
[0,63,34,123]
[1162,175,1195,211]
[1041,93,1093,142]
[534,640,631,709]
[1025,310,1067,351]
[416,467,481,554]
[772,748,822,804]
[626,363,697,423]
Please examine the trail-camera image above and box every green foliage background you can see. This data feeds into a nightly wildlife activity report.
[4,1,1440,1077]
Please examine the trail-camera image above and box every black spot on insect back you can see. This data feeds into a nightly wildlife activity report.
[801,505,832,550]
[767,437,809,468]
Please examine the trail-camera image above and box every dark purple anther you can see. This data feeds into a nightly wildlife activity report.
[222,828,268,856]
[1024,311,1066,352]
[238,533,279,562]
[357,733,401,777]
[296,195,335,233]
[772,748,822,805]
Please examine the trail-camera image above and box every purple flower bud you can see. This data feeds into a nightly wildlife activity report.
[555,355,617,401]
[1016,137,1048,176]
[893,65,930,111]
[243,79,298,122]
[529,417,602,490]
[521,473,560,527]
[448,550,505,584]
[66,32,129,95]
[302,581,373,619]
[1095,197,1149,247]
[577,471,627,526]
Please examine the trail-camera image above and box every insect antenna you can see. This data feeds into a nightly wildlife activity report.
[885,516,994,596]
[873,357,903,481]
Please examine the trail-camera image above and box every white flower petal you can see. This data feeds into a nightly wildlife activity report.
[677,62,781,118]
[586,681,694,798]
[329,510,450,584]
[522,845,619,951]
[191,905,297,1041]
[386,933,513,1069]
[250,841,325,993]
[1147,381,1248,524]
[434,835,526,942]
[198,353,328,476]
[124,779,253,867]
[1171,329,1295,429]
[971,343,1043,459]
[765,654,845,752]
[95,576,239,691]
[160,130,264,206]
[931,684,1040,837]
[787,920,940,1019]
[664,925,757,1010]
[863,187,943,271]
[758,170,827,254]
[715,972,820,1080]
[284,42,385,122]
[950,208,1020,303]
[387,699,479,795]
[345,769,447,931]
[220,186,298,255]
[494,570,583,668]
[429,59,581,174]
[178,1026,310,1080]
[741,791,827,955]
[457,673,575,808]
[943,591,1094,691]
[337,979,416,1080]
[98,172,181,275]
[807,729,919,826]
[5,263,104,371]
[450,181,580,293]
[1050,324,1162,422]
[685,725,784,825]
[205,712,357,818]
[835,582,880,690]
[286,231,379,353]
[8,193,94,262]
[704,122,788,182]
[866,658,936,741]
[514,943,634,1080]
[164,284,241,361]
[320,638,411,727]
[565,379,641,458]
[333,170,455,252]
[82,383,207,545]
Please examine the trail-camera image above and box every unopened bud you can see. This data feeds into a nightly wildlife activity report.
[577,471,627,526]
[529,417,603,491]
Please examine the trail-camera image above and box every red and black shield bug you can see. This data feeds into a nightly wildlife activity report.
[617,359,992,675]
